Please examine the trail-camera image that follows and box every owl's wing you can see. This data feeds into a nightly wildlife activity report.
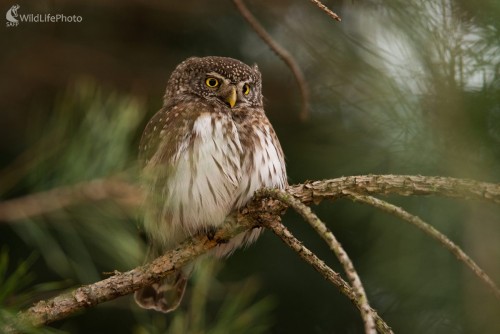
[138,102,191,246]
[139,105,172,166]
[139,101,197,167]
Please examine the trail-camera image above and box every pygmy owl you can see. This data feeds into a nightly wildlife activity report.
[134,56,287,313]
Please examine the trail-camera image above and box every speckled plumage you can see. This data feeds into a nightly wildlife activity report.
[135,56,287,313]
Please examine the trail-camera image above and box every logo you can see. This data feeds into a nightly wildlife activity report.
[6,4,19,27]
[6,4,83,27]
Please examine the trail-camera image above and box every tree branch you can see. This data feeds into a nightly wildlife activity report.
[0,178,141,222]
[263,218,393,334]
[344,191,500,300]
[258,188,376,334]
[10,218,255,330]
[287,175,500,205]
[4,174,499,331]
[2,175,498,222]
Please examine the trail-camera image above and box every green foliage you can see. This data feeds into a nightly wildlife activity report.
[10,81,145,284]
[0,247,36,307]
[28,79,143,186]
[0,248,61,334]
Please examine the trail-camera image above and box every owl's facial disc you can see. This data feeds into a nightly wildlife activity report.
[203,72,253,109]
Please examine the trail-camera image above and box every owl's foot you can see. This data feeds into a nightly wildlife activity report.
[205,226,229,244]
[206,226,217,240]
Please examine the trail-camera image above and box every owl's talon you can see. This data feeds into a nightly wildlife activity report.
[206,226,218,240]
[216,236,229,244]
[206,227,229,244]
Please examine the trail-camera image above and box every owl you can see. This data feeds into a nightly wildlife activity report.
[134,56,287,313]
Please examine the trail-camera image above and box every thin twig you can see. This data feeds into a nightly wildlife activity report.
[309,0,342,22]
[259,188,376,334]
[344,191,500,300]
[263,218,393,334]
[232,0,310,121]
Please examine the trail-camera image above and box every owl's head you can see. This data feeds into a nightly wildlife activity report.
[165,56,263,109]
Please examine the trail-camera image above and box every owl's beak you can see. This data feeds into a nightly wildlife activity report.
[225,86,237,108]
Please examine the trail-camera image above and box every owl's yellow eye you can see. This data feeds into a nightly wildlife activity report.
[205,77,219,87]
[243,84,250,95]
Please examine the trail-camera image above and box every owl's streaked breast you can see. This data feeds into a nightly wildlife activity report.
[144,106,286,250]
[147,111,242,246]
[235,123,287,208]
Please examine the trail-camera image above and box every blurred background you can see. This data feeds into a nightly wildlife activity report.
[1,0,499,333]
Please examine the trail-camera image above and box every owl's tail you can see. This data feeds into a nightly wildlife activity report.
[134,269,188,313]
[134,244,191,313]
